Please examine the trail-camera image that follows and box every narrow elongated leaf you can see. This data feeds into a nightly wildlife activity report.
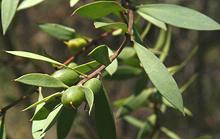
[118,47,136,60]
[105,48,118,75]
[57,107,77,139]
[17,0,44,11]
[134,42,184,112]
[82,87,94,115]
[1,0,19,34]
[39,23,76,40]
[89,45,111,66]
[195,135,213,139]
[23,92,62,111]
[73,1,124,19]
[141,23,152,39]
[15,73,68,88]
[70,0,79,7]
[73,61,100,73]
[94,86,116,139]
[117,88,154,117]
[32,91,46,139]
[159,27,171,62]
[137,4,220,30]
[162,74,197,115]
[42,104,63,133]
[161,127,181,139]
[32,99,60,121]
[168,47,198,75]
[137,122,152,139]
[123,116,145,129]
[137,11,167,30]
[154,29,166,50]
[0,117,6,139]
[6,51,64,66]
[94,22,127,32]
[104,66,142,80]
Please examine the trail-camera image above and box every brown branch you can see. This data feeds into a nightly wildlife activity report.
[0,8,134,116]
[78,9,134,85]
[78,34,130,85]
[0,91,36,116]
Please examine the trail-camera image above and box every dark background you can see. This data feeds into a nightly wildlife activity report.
[0,0,220,138]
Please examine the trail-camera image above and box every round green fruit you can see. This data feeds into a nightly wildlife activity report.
[61,86,85,107]
[84,78,102,95]
[51,63,79,86]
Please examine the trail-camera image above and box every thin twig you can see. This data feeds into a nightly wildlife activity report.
[0,8,134,116]
[0,32,113,115]
[77,9,134,85]
[78,34,130,85]
[0,91,36,116]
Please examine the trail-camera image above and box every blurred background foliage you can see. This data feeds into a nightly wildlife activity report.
[0,0,220,138]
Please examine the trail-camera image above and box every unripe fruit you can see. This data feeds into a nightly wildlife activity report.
[61,86,85,107]
[64,38,88,54]
[51,63,79,86]
[84,78,102,95]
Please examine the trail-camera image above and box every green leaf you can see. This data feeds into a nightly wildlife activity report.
[94,22,127,32]
[104,66,142,80]
[117,88,154,117]
[161,127,181,139]
[15,73,68,88]
[70,0,79,7]
[195,135,213,139]
[23,92,62,111]
[159,27,171,62]
[137,122,152,139]
[6,51,64,66]
[82,87,94,115]
[73,1,124,19]
[73,61,100,74]
[1,0,19,34]
[32,91,46,139]
[17,0,44,11]
[137,4,220,30]
[137,10,167,30]
[133,24,143,44]
[168,47,198,75]
[105,48,118,75]
[41,104,63,133]
[123,116,145,129]
[89,45,111,66]
[118,47,136,60]
[39,23,76,40]
[134,41,184,112]
[0,117,6,139]
[32,99,60,121]
[94,85,116,139]
[162,74,197,115]
[57,107,77,139]
[154,29,166,50]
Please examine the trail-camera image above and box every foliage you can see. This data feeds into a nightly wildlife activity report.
[0,0,219,139]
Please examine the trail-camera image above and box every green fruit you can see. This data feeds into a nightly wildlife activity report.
[51,63,79,86]
[61,86,85,107]
[84,78,102,95]
[64,38,88,54]
[67,62,78,68]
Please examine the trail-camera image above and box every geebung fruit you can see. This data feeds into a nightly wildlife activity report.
[61,86,85,107]
[52,62,79,86]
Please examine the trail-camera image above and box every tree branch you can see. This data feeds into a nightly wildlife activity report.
[78,9,134,85]
[0,8,134,115]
